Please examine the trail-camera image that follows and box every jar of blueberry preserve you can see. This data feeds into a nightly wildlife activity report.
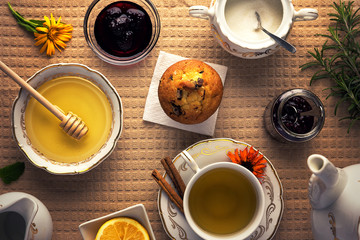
[264,89,325,142]
[84,0,160,66]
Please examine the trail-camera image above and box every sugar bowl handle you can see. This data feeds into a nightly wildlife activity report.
[189,6,214,19]
[294,8,318,21]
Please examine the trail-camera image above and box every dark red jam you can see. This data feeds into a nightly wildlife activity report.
[281,96,314,134]
[94,1,152,57]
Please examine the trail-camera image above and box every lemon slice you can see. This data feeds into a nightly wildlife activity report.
[95,217,150,240]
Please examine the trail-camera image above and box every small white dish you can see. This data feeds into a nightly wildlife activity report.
[79,204,156,240]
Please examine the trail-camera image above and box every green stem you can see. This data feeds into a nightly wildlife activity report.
[7,2,43,33]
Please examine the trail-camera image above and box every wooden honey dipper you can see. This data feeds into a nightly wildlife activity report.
[0,61,88,140]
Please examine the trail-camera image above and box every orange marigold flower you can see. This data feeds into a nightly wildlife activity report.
[227,147,267,179]
[34,14,73,56]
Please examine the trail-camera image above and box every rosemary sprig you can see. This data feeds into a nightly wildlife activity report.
[300,0,360,132]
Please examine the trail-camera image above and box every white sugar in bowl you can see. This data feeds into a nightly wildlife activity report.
[189,0,318,58]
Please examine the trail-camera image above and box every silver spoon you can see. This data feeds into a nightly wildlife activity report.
[255,11,296,54]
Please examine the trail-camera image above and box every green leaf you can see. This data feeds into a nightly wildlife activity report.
[29,19,45,25]
[346,118,359,133]
[7,2,42,33]
[309,70,330,85]
[312,73,332,82]
[17,21,37,32]
[300,61,320,71]
[0,162,25,184]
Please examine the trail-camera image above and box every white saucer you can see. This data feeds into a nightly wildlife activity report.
[157,138,284,240]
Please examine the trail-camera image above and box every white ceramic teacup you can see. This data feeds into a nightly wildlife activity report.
[181,150,265,240]
[189,0,318,58]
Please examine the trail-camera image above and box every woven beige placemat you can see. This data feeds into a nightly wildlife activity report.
[0,0,360,240]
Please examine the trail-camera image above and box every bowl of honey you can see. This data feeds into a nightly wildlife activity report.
[84,0,161,66]
[12,63,123,174]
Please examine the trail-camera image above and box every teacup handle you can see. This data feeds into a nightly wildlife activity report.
[293,8,318,21]
[180,150,200,173]
[189,6,214,20]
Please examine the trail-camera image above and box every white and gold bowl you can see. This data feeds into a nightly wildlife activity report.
[11,63,123,174]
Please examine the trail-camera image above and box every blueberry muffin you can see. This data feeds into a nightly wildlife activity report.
[158,59,223,124]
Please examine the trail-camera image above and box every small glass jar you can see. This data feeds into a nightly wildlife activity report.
[264,89,325,142]
[84,0,161,66]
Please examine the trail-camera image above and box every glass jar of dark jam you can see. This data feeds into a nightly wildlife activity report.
[94,1,153,58]
[264,89,325,142]
[84,0,160,66]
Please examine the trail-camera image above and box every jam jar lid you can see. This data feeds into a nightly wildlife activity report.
[272,89,325,142]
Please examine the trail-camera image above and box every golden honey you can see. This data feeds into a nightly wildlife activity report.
[25,76,112,163]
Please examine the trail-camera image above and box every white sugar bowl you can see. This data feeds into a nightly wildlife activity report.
[189,0,318,58]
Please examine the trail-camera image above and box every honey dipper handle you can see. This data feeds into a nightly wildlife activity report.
[0,60,66,121]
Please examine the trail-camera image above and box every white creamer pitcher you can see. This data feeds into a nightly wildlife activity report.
[308,154,360,240]
[189,0,318,58]
[0,192,53,240]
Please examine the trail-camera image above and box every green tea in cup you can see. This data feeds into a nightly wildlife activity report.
[181,151,265,240]
[188,167,257,234]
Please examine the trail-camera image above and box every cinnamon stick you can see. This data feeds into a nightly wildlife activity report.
[161,156,186,198]
[152,169,184,213]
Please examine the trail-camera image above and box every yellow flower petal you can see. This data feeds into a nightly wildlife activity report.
[34,36,47,46]
[58,27,73,33]
[46,40,55,56]
[57,16,62,25]
[34,14,73,57]
[56,35,71,42]
[36,27,49,33]
[34,32,47,39]
[39,40,48,53]
[50,13,56,26]
[54,39,67,49]
[53,42,63,52]
[44,16,50,28]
